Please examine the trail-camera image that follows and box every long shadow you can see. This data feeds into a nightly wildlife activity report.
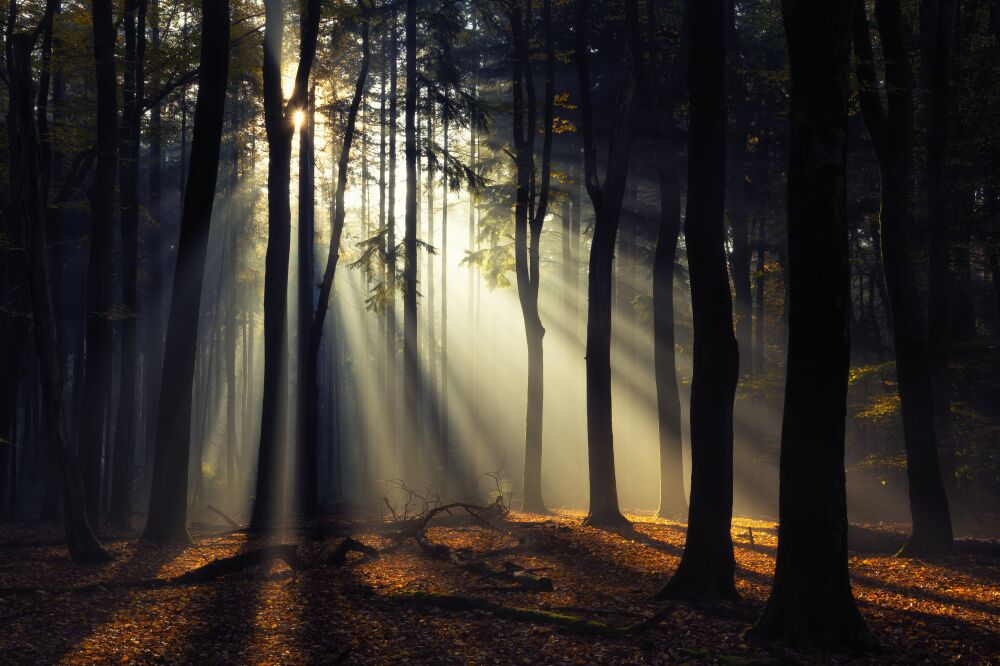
[851,569,1000,618]
[11,536,186,663]
[170,537,268,664]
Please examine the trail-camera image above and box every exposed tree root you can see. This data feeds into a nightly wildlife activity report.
[393,591,673,637]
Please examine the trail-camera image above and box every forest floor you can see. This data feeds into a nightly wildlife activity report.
[0,509,998,665]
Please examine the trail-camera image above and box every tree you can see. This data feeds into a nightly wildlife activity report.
[575,0,636,529]
[749,0,875,649]
[11,25,111,563]
[110,0,149,531]
[626,0,689,520]
[510,0,555,514]
[142,0,232,544]
[656,0,739,602]
[304,3,371,517]
[80,0,119,527]
[403,0,420,483]
[252,0,323,527]
[851,0,953,556]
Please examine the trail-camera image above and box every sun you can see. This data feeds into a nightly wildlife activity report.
[293,108,305,130]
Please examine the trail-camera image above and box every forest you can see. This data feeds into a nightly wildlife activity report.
[1,0,999,662]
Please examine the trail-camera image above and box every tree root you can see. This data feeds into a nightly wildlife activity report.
[393,591,672,637]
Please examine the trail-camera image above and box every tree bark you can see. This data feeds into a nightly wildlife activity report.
[252,0,322,527]
[749,0,874,650]
[627,0,688,520]
[11,32,111,564]
[80,0,119,528]
[110,0,148,531]
[403,0,420,484]
[305,10,369,518]
[852,0,953,555]
[657,0,739,602]
[575,0,636,529]
[512,0,554,514]
[141,0,230,544]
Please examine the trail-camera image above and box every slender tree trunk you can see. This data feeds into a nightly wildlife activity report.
[305,10,369,518]
[753,217,766,376]
[144,0,164,502]
[628,0,688,520]
[512,0,553,514]
[852,0,953,555]
[295,79,317,517]
[80,0,119,528]
[252,0,322,527]
[11,32,111,563]
[110,0,147,530]
[403,0,420,483]
[141,0,230,543]
[749,0,874,649]
[386,9,399,472]
[657,0,739,602]
[575,0,636,529]
[923,0,959,506]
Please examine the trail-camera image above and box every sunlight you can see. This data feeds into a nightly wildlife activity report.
[293,108,305,131]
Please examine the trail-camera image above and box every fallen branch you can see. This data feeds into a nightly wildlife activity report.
[394,591,672,637]
[206,504,243,530]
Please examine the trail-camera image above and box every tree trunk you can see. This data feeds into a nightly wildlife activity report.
[11,32,111,564]
[749,0,874,650]
[305,10,369,517]
[251,0,322,528]
[296,78,317,517]
[852,0,953,555]
[512,0,554,515]
[141,0,230,544]
[386,9,399,474]
[403,0,420,484]
[80,0,119,528]
[110,0,147,531]
[628,0,689,520]
[658,0,739,602]
[923,0,959,509]
[727,2,753,377]
[575,0,636,529]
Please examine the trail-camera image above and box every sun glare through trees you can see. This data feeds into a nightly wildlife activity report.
[1,0,999,663]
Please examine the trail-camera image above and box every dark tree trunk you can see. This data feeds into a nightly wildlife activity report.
[144,0,164,502]
[749,0,875,650]
[403,0,420,483]
[753,217,766,376]
[305,10,369,518]
[657,0,739,602]
[251,0,322,528]
[81,0,119,528]
[512,0,554,514]
[295,77,317,517]
[141,0,230,544]
[11,32,111,564]
[727,1,753,377]
[386,9,399,470]
[575,0,636,529]
[628,0,688,520]
[923,0,959,507]
[110,0,147,531]
[852,0,953,555]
